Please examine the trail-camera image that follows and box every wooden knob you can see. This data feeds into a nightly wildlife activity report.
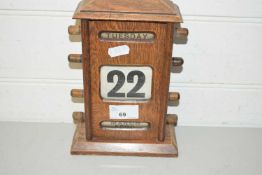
[68,54,82,63]
[166,114,178,125]
[175,28,188,38]
[73,112,84,124]
[68,25,81,35]
[172,57,184,66]
[71,89,84,98]
[168,92,180,101]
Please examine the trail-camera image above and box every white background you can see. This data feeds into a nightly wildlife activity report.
[0,0,262,127]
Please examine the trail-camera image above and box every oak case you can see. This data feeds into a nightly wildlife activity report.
[68,0,188,157]
[85,21,173,141]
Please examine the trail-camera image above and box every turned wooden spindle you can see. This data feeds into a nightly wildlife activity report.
[71,89,84,98]
[73,112,85,124]
[175,28,188,38]
[168,92,180,101]
[68,54,82,63]
[172,57,184,66]
[68,25,81,35]
[166,114,178,125]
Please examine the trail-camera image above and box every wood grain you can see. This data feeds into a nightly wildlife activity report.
[81,20,92,140]
[68,25,81,35]
[69,0,184,156]
[158,23,174,141]
[172,57,184,66]
[71,121,178,157]
[83,20,174,142]
[166,114,178,125]
[73,0,182,22]
[73,111,84,124]
[175,28,189,38]
[68,54,82,63]
[169,92,180,101]
[70,89,84,98]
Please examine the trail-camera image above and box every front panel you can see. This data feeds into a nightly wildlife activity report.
[86,21,172,141]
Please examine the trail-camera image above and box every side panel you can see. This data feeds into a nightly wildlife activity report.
[81,20,92,140]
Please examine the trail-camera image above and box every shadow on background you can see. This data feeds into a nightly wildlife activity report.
[68,62,82,69]
[71,97,84,103]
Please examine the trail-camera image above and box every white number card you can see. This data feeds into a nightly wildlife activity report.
[109,105,139,119]
[100,66,152,101]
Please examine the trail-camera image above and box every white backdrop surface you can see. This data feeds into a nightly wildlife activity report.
[0,0,262,127]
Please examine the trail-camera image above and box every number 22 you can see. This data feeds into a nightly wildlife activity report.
[107,70,145,98]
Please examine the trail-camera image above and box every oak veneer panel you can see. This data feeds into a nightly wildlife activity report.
[81,20,174,141]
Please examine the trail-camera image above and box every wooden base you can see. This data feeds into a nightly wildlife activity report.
[71,122,178,157]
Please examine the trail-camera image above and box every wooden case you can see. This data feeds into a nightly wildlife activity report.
[69,0,187,157]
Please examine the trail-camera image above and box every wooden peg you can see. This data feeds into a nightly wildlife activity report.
[175,28,188,38]
[166,114,178,126]
[172,57,184,66]
[68,54,82,63]
[71,89,84,98]
[73,112,85,124]
[168,92,180,101]
[68,25,81,35]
